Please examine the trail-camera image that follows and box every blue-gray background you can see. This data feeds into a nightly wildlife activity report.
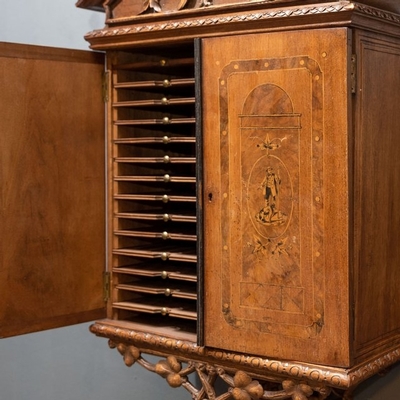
[1,1,399,399]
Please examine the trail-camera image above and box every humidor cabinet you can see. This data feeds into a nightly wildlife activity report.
[2,0,400,398]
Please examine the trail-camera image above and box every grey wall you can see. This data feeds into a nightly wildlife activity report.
[0,323,189,400]
[2,0,102,50]
[1,1,400,399]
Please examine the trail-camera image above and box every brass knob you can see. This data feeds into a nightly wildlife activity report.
[161,97,169,105]
[163,174,171,183]
[161,271,168,279]
[163,213,170,222]
[162,116,170,124]
[162,194,169,203]
[162,231,169,240]
[160,59,167,66]
[163,155,170,163]
[163,79,171,87]
[161,252,169,261]
[162,135,170,144]
[161,307,168,316]
[165,288,172,296]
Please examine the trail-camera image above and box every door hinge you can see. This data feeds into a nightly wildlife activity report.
[103,271,111,302]
[351,54,357,94]
[102,71,109,102]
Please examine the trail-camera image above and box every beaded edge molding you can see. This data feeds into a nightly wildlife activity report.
[90,322,400,390]
[84,2,400,40]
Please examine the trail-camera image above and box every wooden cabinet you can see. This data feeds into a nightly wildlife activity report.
[2,1,400,398]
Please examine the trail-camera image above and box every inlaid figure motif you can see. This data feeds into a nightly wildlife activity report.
[256,165,285,225]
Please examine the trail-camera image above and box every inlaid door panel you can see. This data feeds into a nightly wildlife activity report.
[202,28,352,366]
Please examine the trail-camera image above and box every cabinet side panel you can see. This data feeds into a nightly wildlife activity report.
[202,28,351,366]
[0,43,106,337]
[354,31,400,362]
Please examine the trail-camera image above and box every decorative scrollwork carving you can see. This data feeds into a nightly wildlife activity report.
[108,339,333,400]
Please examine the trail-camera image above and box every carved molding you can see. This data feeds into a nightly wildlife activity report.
[348,348,400,386]
[89,322,400,391]
[85,2,354,39]
[84,1,400,42]
[108,339,335,399]
[354,3,400,23]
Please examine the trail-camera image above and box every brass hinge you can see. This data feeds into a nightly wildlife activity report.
[102,71,109,102]
[351,54,357,94]
[103,271,111,302]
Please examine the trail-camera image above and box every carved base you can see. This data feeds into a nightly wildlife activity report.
[109,340,337,400]
[89,321,400,400]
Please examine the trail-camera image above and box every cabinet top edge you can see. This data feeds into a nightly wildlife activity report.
[82,1,400,49]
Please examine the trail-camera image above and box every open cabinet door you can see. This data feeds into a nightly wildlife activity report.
[0,42,106,337]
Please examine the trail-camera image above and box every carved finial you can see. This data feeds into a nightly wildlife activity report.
[155,356,187,388]
[231,371,264,400]
[282,380,314,399]
[115,343,141,367]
